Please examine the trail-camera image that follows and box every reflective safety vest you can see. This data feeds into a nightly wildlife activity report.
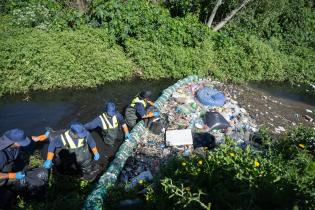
[99,113,118,130]
[130,97,146,109]
[61,130,85,149]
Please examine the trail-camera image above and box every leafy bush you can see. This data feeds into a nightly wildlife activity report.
[0,20,137,96]
[213,33,286,82]
[5,0,85,30]
[11,3,52,29]
[17,175,93,209]
[273,125,315,159]
[1,0,314,95]
[125,38,215,79]
[88,0,167,42]
[144,127,315,210]
[88,0,211,47]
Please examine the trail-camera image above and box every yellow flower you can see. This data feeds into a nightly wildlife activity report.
[182,162,187,166]
[254,160,260,167]
[185,187,191,192]
[230,153,235,157]
[138,179,144,185]
[198,160,203,166]
[298,144,305,149]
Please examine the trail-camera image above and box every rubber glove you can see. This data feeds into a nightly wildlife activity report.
[15,172,25,180]
[125,133,131,140]
[43,160,52,169]
[44,130,51,137]
[153,112,160,117]
[94,153,100,161]
[32,130,50,142]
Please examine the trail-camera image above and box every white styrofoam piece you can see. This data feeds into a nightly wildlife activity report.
[166,129,193,146]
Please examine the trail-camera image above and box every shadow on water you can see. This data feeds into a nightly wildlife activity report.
[0,79,175,135]
[0,79,175,171]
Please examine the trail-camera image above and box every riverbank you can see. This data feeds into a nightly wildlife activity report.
[1,77,313,209]
[1,2,314,97]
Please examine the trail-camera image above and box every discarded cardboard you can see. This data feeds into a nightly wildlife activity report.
[166,129,193,146]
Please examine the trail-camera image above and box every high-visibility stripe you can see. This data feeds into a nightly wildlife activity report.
[61,134,67,146]
[61,130,85,149]
[99,115,107,130]
[99,113,118,129]
[130,97,146,108]
[104,114,118,128]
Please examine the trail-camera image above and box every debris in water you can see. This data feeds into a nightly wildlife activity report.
[120,79,262,185]
[275,126,286,134]
[303,115,314,122]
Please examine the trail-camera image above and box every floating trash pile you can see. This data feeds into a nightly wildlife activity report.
[120,78,259,185]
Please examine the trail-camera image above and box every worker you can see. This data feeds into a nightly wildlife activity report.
[0,129,47,208]
[84,102,131,147]
[125,90,160,128]
[0,129,31,182]
[36,123,100,181]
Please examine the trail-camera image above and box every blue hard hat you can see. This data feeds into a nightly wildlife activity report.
[0,129,31,150]
[139,90,152,100]
[105,102,116,117]
[70,123,88,138]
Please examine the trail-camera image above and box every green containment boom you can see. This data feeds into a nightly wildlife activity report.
[83,75,199,210]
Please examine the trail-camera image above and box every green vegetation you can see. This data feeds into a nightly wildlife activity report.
[0,0,314,96]
[125,38,214,79]
[1,1,314,209]
[106,126,315,210]
[0,17,136,95]
[17,127,314,210]
[16,175,93,210]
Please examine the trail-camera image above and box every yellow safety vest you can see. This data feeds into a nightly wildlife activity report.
[99,113,118,130]
[61,130,85,149]
[130,97,146,108]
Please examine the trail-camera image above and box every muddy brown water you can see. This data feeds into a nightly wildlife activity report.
[0,79,314,168]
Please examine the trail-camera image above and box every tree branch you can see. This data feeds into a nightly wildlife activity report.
[207,0,223,28]
[213,0,252,31]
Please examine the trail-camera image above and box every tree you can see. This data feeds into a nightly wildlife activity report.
[206,0,222,27]
[207,0,252,31]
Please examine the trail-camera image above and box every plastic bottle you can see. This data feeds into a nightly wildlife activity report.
[190,102,197,110]
[176,104,194,115]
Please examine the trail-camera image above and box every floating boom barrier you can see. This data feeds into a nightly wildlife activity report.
[83,75,200,210]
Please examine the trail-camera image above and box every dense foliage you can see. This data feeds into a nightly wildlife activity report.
[1,1,314,209]
[106,126,315,210]
[165,0,315,83]
[125,38,214,79]
[0,16,136,95]
[0,0,314,96]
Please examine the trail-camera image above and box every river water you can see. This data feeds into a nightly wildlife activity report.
[1,79,314,136]
[0,79,175,135]
[0,79,314,162]
[0,79,174,166]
